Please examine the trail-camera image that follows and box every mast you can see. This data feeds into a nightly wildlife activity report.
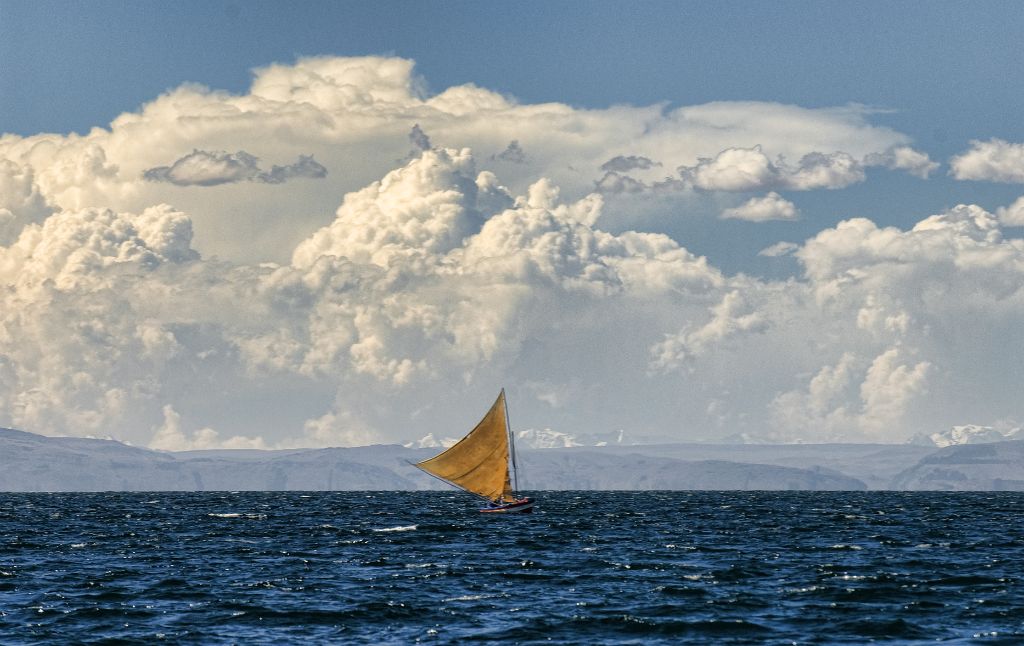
[504,388,520,494]
[413,391,514,503]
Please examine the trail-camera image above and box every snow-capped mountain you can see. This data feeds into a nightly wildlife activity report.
[515,428,627,449]
[516,428,581,449]
[908,424,1023,448]
[402,433,457,449]
[406,428,628,450]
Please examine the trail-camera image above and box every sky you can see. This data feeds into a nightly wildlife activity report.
[2,1,1024,449]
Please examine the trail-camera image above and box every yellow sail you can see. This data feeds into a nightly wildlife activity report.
[415,391,514,502]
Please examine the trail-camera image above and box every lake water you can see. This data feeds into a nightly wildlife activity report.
[1,491,1023,644]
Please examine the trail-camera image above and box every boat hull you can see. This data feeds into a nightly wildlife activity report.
[479,497,534,513]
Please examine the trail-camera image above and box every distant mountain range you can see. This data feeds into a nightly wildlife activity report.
[907,424,1023,448]
[404,427,627,450]
[6,425,1024,492]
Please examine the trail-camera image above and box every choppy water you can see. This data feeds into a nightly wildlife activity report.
[2,491,1024,644]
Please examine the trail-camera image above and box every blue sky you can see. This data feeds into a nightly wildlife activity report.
[4,1,1023,266]
[4,1,1024,143]
[2,2,1024,448]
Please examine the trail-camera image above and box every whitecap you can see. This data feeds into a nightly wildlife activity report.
[785,585,823,593]
[373,524,418,532]
[443,593,500,602]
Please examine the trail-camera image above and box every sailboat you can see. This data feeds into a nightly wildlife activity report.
[414,389,534,513]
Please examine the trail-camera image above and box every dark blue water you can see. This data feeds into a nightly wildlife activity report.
[2,492,1023,644]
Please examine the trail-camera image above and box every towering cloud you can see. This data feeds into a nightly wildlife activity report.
[0,56,1016,450]
[0,56,927,263]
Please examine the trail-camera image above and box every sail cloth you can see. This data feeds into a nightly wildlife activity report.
[415,392,514,502]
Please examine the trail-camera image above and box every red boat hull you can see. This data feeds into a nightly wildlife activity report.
[479,497,535,513]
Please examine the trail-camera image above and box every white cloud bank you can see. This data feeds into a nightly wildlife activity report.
[0,56,932,263]
[0,56,1016,449]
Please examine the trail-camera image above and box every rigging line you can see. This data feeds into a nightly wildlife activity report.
[504,388,520,493]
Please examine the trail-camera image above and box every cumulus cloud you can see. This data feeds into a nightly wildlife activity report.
[0,159,56,244]
[409,124,432,152]
[649,290,769,374]
[1,55,1018,449]
[769,348,931,442]
[0,56,922,262]
[600,155,661,173]
[292,148,491,268]
[143,150,327,186]
[593,172,686,195]
[150,405,267,451]
[997,196,1024,226]
[0,148,739,446]
[492,140,526,163]
[594,171,649,195]
[678,146,865,192]
[720,192,799,222]
[863,145,939,178]
[949,139,1024,182]
[3,147,1023,447]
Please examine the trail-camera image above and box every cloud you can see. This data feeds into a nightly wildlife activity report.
[592,143,931,199]
[678,146,864,192]
[0,159,56,244]
[768,349,930,442]
[143,150,327,186]
[150,404,267,451]
[996,196,1024,226]
[863,145,939,178]
[594,171,650,195]
[0,148,735,446]
[292,148,491,269]
[720,192,799,222]
[758,241,799,257]
[0,56,921,262]
[409,124,432,151]
[600,155,661,173]
[858,348,931,435]
[261,155,328,184]
[492,140,526,163]
[2,55,1017,449]
[0,148,1020,448]
[649,290,769,373]
[949,139,1024,183]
